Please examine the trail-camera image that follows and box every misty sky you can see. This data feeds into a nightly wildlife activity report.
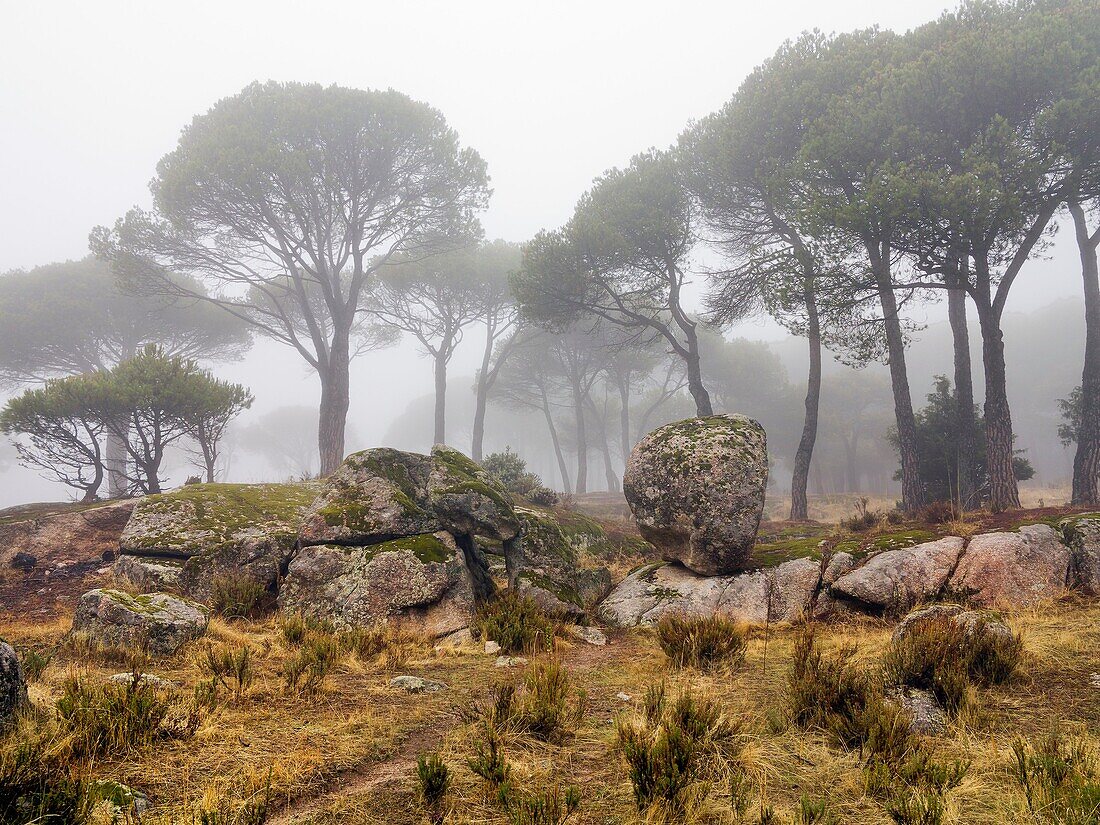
[0,0,1087,505]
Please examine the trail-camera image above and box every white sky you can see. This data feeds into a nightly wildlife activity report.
[0,0,1086,505]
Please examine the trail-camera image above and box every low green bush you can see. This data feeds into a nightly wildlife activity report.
[655,612,749,672]
[210,574,271,620]
[474,591,555,655]
[282,635,340,695]
[1013,729,1100,823]
[416,752,450,825]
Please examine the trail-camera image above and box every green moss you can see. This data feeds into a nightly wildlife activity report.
[430,446,485,479]
[343,449,428,513]
[437,480,512,512]
[517,570,582,606]
[130,482,318,553]
[363,534,451,564]
[748,537,826,569]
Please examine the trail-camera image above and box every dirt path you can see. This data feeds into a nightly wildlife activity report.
[267,632,637,824]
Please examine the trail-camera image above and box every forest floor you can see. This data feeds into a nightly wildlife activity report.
[1,493,1098,823]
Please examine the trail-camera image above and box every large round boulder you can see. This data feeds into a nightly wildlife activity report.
[428,446,520,541]
[623,415,768,575]
[279,532,474,638]
[71,589,209,655]
[0,641,27,731]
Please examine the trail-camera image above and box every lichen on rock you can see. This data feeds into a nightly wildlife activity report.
[623,414,768,576]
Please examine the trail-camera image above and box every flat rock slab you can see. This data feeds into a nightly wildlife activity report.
[71,588,208,655]
[948,525,1070,607]
[830,537,964,609]
[599,558,820,627]
[389,675,448,693]
[623,415,768,576]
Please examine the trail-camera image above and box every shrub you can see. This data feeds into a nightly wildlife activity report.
[883,613,1022,715]
[840,497,881,532]
[283,635,340,695]
[55,672,198,758]
[468,723,512,791]
[616,687,740,814]
[0,734,90,823]
[483,447,546,497]
[18,647,52,683]
[474,591,555,655]
[1012,730,1100,823]
[797,795,836,824]
[655,612,749,672]
[416,752,450,825]
[199,644,254,703]
[467,661,585,744]
[339,624,422,671]
[280,613,308,646]
[210,574,270,620]
[526,486,560,507]
[918,501,960,525]
[508,784,581,825]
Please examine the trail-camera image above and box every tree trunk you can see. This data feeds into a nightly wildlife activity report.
[105,428,128,498]
[976,302,1021,512]
[947,272,978,510]
[1070,201,1100,505]
[471,336,493,462]
[844,432,860,493]
[790,286,821,521]
[617,376,632,466]
[540,396,572,493]
[572,380,588,494]
[433,348,448,446]
[318,341,351,477]
[872,247,923,511]
[683,330,713,416]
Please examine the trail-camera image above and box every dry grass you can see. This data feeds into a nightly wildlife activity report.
[2,600,1099,823]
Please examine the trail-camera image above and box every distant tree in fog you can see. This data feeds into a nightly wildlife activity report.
[237,406,324,478]
[94,81,489,475]
[468,241,522,461]
[0,346,250,497]
[514,150,715,416]
[373,241,506,446]
[0,257,250,495]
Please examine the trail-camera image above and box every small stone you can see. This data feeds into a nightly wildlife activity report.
[568,625,607,646]
[107,672,176,690]
[10,552,36,571]
[887,687,949,736]
[1089,673,1100,689]
[434,628,472,650]
[495,656,527,668]
[484,640,501,655]
[616,692,633,702]
[388,675,448,693]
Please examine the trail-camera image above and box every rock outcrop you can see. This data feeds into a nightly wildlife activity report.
[947,525,1070,607]
[830,537,965,610]
[71,588,209,654]
[279,532,475,637]
[0,641,27,731]
[600,557,819,626]
[1060,515,1100,594]
[0,499,136,569]
[623,415,768,576]
[508,506,613,617]
[116,483,318,602]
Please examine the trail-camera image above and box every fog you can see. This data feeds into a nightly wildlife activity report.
[0,0,1090,507]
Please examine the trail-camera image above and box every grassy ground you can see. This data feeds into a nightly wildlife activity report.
[4,595,1099,824]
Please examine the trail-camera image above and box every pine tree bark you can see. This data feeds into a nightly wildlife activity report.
[976,300,1021,512]
[947,269,978,510]
[433,347,449,446]
[871,245,923,511]
[317,340,351,477]
[572,380,588,494]
[540,393,572,493]
[789,285,821,521]
[105,428,128,497]
[1070,200,1100,504]
[617,376,632,467]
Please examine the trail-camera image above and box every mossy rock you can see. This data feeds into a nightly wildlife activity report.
[299,449,439,546]
[119,482,318,602]
[428,445,520,541]
[623,414,768,576]
[70,588,209,655]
